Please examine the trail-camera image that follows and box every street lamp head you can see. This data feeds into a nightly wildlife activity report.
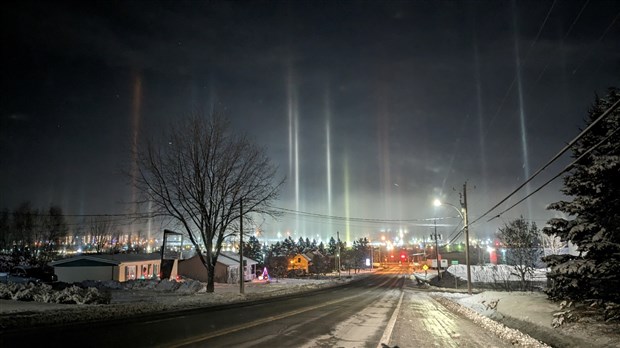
[433,199,464,220]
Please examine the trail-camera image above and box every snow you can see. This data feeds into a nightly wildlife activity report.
[448,264,547,283]
[1,268,619,347]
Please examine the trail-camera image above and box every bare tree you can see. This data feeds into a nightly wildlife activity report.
[12,202,37,254]
[41,205,68,252]
[497,217,542,291]
[0,209,10,251]
[134,113,283,292]
[90,217,115,253]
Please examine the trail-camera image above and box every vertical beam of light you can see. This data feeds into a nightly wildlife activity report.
[130,72,143,227]
[287,67,294,184]
[512,1,533,217]
[376,86,391,218]
[472,17,490,222]
[286,62,300,236]
[325,86,333,241]
[343,154,351,245]
[294,97,300,236]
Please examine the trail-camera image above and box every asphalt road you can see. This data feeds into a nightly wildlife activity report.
[2,269,512,348]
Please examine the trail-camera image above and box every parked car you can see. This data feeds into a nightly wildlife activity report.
[0,268,41,285]
[21,266,58,283]
[0,266,57,284]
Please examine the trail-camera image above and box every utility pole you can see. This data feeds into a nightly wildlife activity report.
[370,239,374,270]
[337,231,341,279]
[239,200,244,294]
[462,182,472,295]
[434,219,441,279]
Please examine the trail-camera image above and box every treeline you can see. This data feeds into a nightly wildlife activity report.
[0,202,149,265]
[0,202,68,263]
[242,235,371,279]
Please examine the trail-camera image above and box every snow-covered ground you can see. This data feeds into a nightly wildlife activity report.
[1,268,619,347]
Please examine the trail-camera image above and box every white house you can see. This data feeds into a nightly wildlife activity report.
[49,253,176,283]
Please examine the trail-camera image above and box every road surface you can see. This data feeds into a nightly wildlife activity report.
[1,269,512,347]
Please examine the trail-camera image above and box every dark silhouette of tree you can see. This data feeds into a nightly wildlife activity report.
[309,252,330,277]
[327,236,337,256]
[89,217,115,254]
[243,235,263,266]
[281,236,297,257]
[497,217,542,291]
[296,237,306,254]
[133,112,283,292]
[0,209,10,251]
[544,88,620,305]
[11,202,36,255]
[37,205,68,262]
[351,238,370,272]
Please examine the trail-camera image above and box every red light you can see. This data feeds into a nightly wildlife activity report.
[401,254,406,259]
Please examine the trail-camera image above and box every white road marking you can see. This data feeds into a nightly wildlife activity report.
[377,290,404,348]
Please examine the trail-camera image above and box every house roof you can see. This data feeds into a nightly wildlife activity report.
[292,253,312,262]
[218,251,258,266]
[172,251,258,267]
[50,253,162,267]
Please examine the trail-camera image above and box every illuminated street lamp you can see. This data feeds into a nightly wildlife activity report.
[434,198,472,295]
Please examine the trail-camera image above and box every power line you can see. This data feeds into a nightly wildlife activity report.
[273,207,460,224]
[488,124,620,221]
[470,98,620,226]
[535,0,590,83]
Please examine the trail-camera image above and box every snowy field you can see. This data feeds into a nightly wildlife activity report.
[2,268,619,347]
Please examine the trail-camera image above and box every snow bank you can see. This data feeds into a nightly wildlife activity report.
[447,264,547,283]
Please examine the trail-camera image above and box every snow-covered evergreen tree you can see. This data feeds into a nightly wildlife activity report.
[543,87,620,304]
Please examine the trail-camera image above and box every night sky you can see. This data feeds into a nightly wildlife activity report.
[2,0,619,244]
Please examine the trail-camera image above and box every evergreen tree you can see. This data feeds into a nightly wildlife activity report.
[543,88,620,305]
[327,236,337,256]
[243,235,264,266]
[282,236,297,256]
[270,241,283,256]
[296,236,308,254]
[310,238,318,251]
[351,238,370,272]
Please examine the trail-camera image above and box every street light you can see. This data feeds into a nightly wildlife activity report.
[433,198,472,295]
[432,219,441,279]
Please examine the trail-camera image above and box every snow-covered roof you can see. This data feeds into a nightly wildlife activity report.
[218,251,258,266]
[50,253,162,267]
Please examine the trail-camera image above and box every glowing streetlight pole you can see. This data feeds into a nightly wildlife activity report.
[434,192,472,295]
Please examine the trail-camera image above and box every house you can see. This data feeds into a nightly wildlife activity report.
[177,251,258,284]
[288,253,313,273]
[49,253,175,283]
